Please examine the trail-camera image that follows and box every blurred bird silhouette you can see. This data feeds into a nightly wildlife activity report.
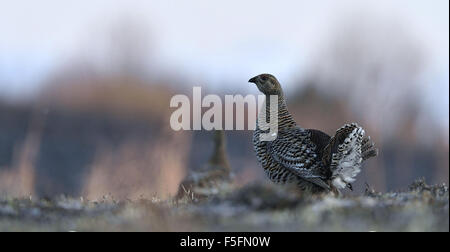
[249,73,378,194]
[176,130,234,200]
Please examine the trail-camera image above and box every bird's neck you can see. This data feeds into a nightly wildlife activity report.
[209,130,231,170]
[260,93,297,130]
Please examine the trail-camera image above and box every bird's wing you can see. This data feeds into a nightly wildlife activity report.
[266,127,329,189]
[306,129,332,159]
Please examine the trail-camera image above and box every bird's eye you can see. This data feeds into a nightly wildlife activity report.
[261,76,268,81]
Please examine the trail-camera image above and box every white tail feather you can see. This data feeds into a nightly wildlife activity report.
[331,127,365,189]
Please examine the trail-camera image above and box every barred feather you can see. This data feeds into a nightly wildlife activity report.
[250,74,378,193]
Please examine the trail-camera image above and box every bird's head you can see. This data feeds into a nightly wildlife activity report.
[249,74,283,96]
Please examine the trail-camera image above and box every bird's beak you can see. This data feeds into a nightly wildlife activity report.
[248,76,258,84]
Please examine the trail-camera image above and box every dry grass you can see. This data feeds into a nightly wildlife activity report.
[82,130,191,200]
[0,110,45,197]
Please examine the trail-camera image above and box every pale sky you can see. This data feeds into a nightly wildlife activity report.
[0,0,448,128]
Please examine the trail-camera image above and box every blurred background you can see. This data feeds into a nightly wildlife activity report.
[0,0,448,199]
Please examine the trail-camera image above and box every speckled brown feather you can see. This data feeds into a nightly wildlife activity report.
[176,130,233,200]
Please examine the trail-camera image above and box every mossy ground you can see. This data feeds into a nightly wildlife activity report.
[0,179,448,232]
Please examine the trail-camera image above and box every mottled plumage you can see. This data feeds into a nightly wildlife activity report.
[176,130,233,200]
[250,74,378,193]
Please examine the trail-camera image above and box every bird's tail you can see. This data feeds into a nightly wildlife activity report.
[361,136,378,161]
[327,124,378,190]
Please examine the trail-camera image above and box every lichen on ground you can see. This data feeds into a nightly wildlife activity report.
[0,179,448,231]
